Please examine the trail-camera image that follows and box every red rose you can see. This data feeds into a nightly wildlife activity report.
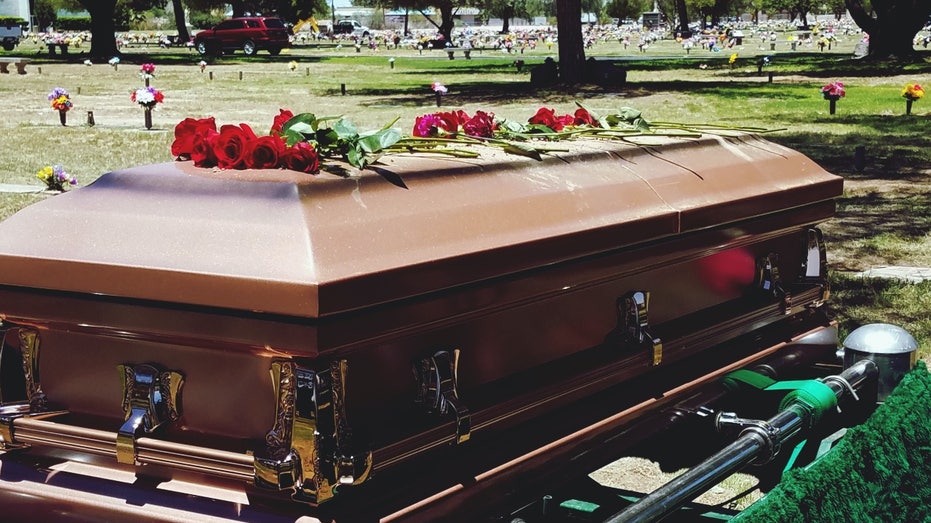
[213,124,258,169]
[246,135,287,169]
[280,141,320,174]
[573,108,598,127]
[191,128,220,167]
[271,109,294,136]
[171,117,217,159]
[556,114,575,130]
[463,111,496,138]
[435,110,466,133]
[529,107,562,130]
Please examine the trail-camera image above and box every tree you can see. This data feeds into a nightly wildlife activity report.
[845,0,931,59]
[556,0,585,83]
[170,0,189,42]
[605,0,650,23]
[76,0,121,57]
[484,0,547,32]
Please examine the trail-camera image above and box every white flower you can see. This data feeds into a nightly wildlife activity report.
[134,88,156,105]
[108,56,120,65]
[83,59,92,66]
[431,82,448,94]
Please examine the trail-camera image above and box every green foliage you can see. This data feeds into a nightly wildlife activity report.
[56,16,93,30]
[281,113,402,170]
[188,10,224,29]
[0,18,28,29]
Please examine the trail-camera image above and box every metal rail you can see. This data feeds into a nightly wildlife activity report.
[605,359,878,523]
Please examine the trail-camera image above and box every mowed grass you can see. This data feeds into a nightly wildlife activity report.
[2,35,931,355]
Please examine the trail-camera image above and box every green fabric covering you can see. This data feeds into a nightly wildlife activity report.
[732,361,931,523]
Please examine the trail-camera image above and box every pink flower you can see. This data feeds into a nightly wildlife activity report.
[431,82,448,94]
[413,113,444,137]
[821,81,845,100]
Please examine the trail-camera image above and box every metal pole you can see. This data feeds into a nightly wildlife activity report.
[605,359,878,523]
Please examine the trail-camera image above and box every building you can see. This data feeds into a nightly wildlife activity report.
[0,0,31,25]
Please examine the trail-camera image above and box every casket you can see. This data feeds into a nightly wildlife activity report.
[0,133,841,517]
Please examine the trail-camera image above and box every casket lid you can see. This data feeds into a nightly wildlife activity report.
[0,134,841,318]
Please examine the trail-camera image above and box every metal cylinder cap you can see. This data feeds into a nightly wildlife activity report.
[843,323,918,355]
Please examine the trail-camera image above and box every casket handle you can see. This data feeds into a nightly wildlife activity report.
[414,349,471,444]
[618,291,664,366]
[115,363,184,465]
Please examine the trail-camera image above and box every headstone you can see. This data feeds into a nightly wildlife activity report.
[530,57,558,87]
[854,39,869,57]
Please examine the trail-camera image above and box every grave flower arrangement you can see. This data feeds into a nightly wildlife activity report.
[902,83,923,115]
[48,87,72,126]
[821,81,845,100]
[131,86,164,108]
[821,81,845,114]
[36,164,77,191]
[48,87,72,112]
[139,62,156,80]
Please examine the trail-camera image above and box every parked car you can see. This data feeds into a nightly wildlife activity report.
[0,23,23,51]
[193,16,290,56]
[332,19,370,38]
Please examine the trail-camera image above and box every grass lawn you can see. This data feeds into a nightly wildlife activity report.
[2,31,931,358]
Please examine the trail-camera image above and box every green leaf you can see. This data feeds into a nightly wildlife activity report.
[497,118,527,134]
[346,147,364,169]
[358,128,402,153]
[333,118,360,140]
[282,129,304,147]
[281,113,317,135]
[502,142,543,161]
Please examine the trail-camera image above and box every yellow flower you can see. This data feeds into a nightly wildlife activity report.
[902,83,924,100]
[36,166,52,183]
[729,53,738,65]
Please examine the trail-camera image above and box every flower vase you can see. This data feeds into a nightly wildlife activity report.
[144,107,152,129]
[829,98,836,115]
[906,99,913,115]
[58,109,67,126]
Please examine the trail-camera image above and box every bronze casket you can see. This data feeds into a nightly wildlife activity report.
[0,134,841,517]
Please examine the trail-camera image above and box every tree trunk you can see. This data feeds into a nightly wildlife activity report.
[846,0,931,59]
[171,0,190,43]
[230,1,245,18]
[421,1,455,42]
[556,0,585,85]
[501,4,514,34]
[438,2,454,42]
[78,0,119,58]
[675,0,689,34]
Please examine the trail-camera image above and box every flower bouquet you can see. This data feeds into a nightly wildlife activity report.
[37,164,77,192]
[140,62,156,85]
[902,83,924,115]
[821,81,845,114]
[131,86,164,129]
[171,103,775,186]
[48,87,72,126]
